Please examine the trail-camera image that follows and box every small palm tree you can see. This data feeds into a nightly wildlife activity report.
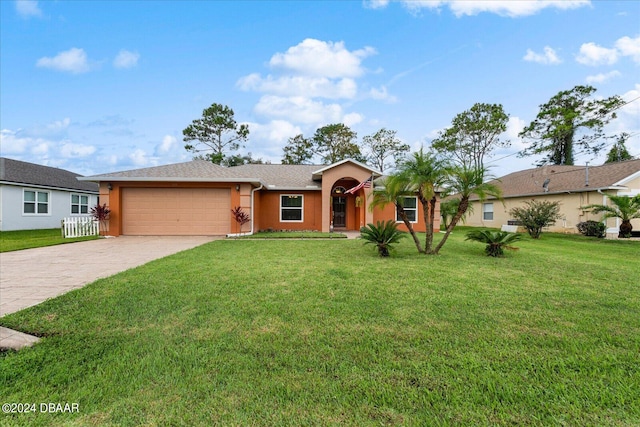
[360,220,406,257]
[465,229,521,257]
[582,195,640,238]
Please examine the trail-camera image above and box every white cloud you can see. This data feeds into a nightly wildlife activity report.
[269,38,376,78]
[60,142,96,158]
[113,50,140,69]
[15,0,42,18]
[237,74,357,99]
[0,129,51,155]
[363,0,390,9]
[254,95,344,125]
[36,48,91,74]
[369,85,398,102]
[343,113,364,127]
[397,0,590,18]
[576,42,618,66]
[523,46,562,64]
[157,135,177,153]
[615,35,640,64]
[128,149,157,167]
[47,118,71,132]
[585,70,621,84]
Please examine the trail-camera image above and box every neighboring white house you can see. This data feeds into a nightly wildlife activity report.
[0,157,99,231]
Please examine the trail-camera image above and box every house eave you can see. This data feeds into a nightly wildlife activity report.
[0,180,99,194]
[78,176,263,186]
[470,186,625,201]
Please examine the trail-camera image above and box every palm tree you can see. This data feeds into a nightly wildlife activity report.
[395,149,451,254]
[433,166,501,254]
[369,175,424,253]
[465,230,521,257]
[581,195,640,238]
[360,220,406,257]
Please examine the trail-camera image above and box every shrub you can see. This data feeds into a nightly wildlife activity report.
[465,229,521,257]
[509,200,561,239]
[576,220,606,238]
[360,220,406,257]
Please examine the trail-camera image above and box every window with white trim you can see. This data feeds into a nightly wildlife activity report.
[71,194,89,214]
[280,195,303,222]
[396,196,418,223]
[23,190,49,215]
[483,203,494,221]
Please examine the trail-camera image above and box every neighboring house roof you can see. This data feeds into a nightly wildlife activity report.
[0,157,98,193]
[80,159,382,190]
[472,159,640,200]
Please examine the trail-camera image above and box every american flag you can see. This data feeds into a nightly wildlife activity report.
[345,176,372,194]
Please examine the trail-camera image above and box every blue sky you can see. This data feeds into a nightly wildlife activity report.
[1,0,639,177]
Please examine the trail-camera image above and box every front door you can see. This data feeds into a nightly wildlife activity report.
[333,197,346,228]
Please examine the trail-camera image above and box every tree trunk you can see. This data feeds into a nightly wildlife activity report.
[432,196,470,254]
[398,207,424,253]
[619,220,633,238]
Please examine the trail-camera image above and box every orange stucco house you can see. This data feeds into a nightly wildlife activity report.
[79,159,440,236]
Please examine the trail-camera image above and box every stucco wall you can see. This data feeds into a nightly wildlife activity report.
[0,184,97,231]
[255,191,323,231]
[466,189,639,234]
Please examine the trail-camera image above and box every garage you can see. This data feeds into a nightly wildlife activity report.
[122,187,230,235]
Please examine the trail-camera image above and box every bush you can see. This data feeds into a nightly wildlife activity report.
[360,220,406,257]
[509,200,561,239]
[576,220,606,238]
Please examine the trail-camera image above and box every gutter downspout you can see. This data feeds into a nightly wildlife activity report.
[249,184,263,235]
[597,188,618,233]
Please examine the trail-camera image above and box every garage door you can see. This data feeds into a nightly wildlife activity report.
[122,188,230,235]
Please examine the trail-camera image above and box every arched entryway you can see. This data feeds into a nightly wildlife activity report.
[330,179,366,231]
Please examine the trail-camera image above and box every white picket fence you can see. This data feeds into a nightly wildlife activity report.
[62,217,100,238]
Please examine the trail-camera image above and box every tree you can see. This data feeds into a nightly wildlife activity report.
[440,198,472,229]
[222,152,264,167]
[362,128,410,172]
[519,85,624,166]
[395,149,451,254]
[369,174,424,254]
[312,123,362,164]
[605,133,634,164]
[433,165,501,254]
[183,103,249,165]
[509,200,561,239]
[581,194,640,238]
[432,103,510,170]
[465,230,521,257]
[282,134,314,165]
[360,220,406,257]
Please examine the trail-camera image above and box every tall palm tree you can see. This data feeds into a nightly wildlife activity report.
[433,165,501,254]
[395,149,451,254]
[369,174,424,253]
[582,194,640,238]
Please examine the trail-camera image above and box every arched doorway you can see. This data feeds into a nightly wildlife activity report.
[332,186,347,228]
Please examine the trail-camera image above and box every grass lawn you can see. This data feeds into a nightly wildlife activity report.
[240,231,347,239]
[0,229,99,252]
[0,230,638,426]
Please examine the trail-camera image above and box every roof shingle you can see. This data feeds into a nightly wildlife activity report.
[0,158,98,192]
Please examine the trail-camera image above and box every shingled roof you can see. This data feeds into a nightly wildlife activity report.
[80,159,380,189]
[0,157,98,193]
[473,159,640,200]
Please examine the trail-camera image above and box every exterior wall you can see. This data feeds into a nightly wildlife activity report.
[0,183,97,231]
[254,190,323,231]
[372,196,441,233]
[465,190,631,234]
[103,181,242,236]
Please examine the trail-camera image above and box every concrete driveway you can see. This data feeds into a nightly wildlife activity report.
[0,236,217,317]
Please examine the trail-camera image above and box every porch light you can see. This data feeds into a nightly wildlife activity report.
[107,183,113,191]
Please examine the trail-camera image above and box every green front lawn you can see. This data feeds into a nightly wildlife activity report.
[0,229,99,252]
[1,231,638,426]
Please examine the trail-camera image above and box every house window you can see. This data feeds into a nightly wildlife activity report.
[71,194,89,214]
[24,190,49,215]
[281,195,303,222]
[396,196,418,223]
[483,203,494,221]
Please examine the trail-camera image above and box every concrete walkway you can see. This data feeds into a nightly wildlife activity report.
[0,236,216,350]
